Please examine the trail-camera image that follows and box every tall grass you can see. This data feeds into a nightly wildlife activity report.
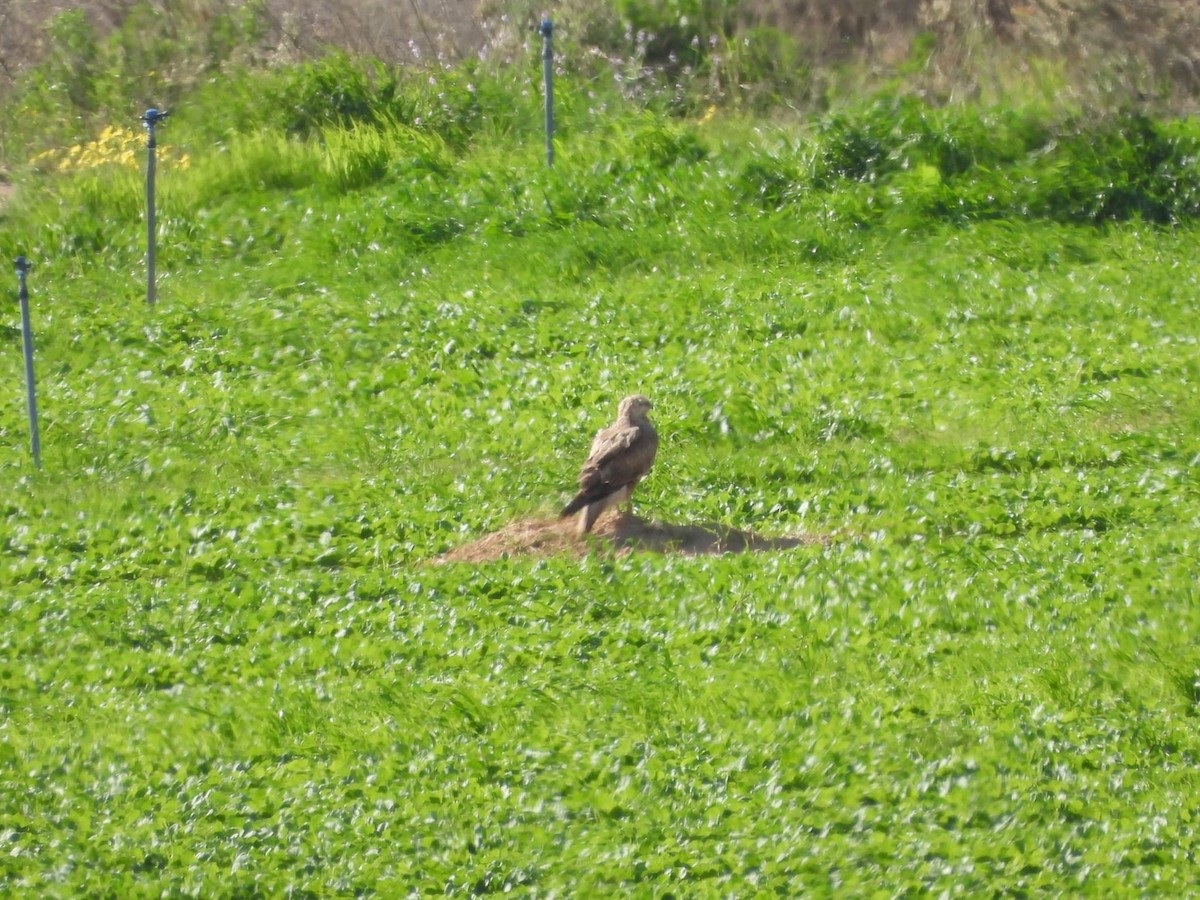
[7,82,1199,280]
[4,0,1200,170]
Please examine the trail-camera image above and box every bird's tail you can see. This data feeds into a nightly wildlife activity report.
[559,493,593,518]
[561,475,624,518]
[561,492,611,534]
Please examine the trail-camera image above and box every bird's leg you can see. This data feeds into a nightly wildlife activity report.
[620,481,639,521]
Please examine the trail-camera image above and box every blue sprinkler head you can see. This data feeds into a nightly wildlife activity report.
[141,108,169,127]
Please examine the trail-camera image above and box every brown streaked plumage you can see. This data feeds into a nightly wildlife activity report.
[560,395,658,535]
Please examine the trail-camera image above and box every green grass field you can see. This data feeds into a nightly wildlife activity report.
[3,68,1200,894]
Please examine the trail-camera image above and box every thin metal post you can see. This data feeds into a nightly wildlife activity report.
[15,256,40,469]
[140,108,168,305]
[540,18,555,167]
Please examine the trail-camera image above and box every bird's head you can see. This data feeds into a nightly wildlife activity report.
[619,394,653,418]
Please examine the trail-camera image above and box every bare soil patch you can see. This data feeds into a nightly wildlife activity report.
[435,512,829,565]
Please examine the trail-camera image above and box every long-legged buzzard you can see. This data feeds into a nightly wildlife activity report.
[561,395,658,534]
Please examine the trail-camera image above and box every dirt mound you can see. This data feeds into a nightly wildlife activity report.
[435,512,829,564]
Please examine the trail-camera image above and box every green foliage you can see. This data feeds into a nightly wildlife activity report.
[280,52,389,133]
[39,9,102,111]
[719,25,811,108]
[2,1,267,159]
[1024,113,1200,224]
[736,143,808,209]
[813,97,1050,185]
[615,0,736,67]
[763,98,1200,227]
[2,57,1200,896]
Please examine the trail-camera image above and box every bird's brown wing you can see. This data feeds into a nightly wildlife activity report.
[560,422,657,517]
[584,422,642,473]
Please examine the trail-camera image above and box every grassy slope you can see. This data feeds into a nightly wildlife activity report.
[2,98,1200,894]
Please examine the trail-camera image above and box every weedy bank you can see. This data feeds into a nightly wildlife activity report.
[2,56,1200,894]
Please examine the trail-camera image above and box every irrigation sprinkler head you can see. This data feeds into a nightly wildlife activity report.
[15,256,31,275]
[140,108,170,130]
[141,108,169,149]
[539,18,553,38]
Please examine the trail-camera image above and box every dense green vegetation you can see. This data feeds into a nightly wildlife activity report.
[3,34,1200,896]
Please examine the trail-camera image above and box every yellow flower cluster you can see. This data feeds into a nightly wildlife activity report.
[30,125,191,173]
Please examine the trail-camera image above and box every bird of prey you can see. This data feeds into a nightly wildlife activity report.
[560,394,658,535]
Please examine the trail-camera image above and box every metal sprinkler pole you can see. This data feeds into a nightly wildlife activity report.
[14,256,41,469]
[140,108,169,305]
[540,18,555,167]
